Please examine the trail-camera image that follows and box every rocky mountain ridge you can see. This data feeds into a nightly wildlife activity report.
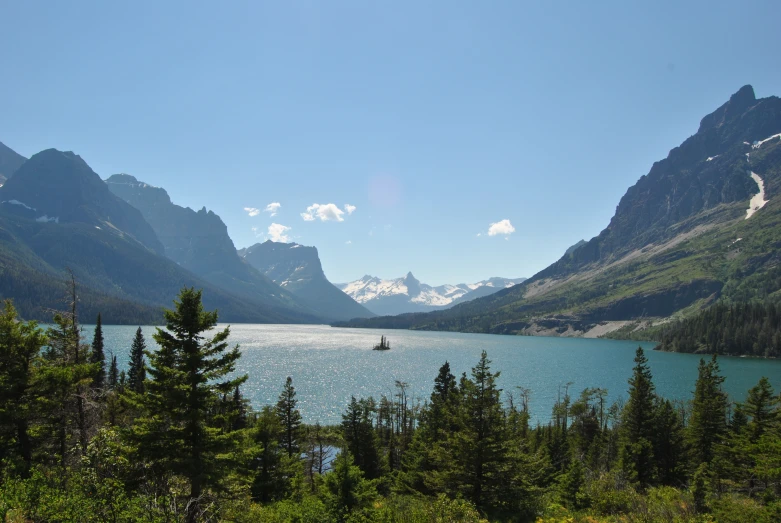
[239,241,374,321]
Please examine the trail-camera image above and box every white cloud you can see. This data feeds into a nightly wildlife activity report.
[476,233,482,237]
[268,223,292,242]
[344,204,356,215]
[264,202,281,216]
[487,219,515,236]
[244,207,261,217]
[301,203,346,222]
[345,240,352,245]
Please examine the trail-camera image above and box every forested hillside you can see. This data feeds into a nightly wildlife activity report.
[653,301,781,357]
[1,288,780,522]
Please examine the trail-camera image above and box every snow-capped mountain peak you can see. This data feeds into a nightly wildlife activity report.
[336,274,526,316]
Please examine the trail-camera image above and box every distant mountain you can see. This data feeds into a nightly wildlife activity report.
[106,173,318,317]
[238,241,374,321]
[0,150,320,324]
[336,273,526,316]
[0,141,26,185]
[2,150,164,254]
[337,85,781,336]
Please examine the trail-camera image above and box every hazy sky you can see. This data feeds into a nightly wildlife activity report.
[2,1,780,285]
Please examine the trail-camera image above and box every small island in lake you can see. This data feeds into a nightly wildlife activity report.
[373,335,391,351]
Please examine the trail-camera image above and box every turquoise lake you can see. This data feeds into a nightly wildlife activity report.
[95,324,781,425]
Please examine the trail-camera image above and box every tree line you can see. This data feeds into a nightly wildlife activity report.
[1,286,780,521]
[657,301,781,357]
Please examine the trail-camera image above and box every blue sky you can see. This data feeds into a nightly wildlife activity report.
[2,1,780,285]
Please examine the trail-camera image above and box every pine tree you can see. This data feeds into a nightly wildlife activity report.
[0,300,47,476]
[127,327,147,394]
[131,287,247,523]
[653,399,687,486]
[90,313,106,390]
[276,376,302,458]
[108,354,119,390]
[688,356,728,468]
[342,396,382,479]
[619,347,657,488]
[425,361,458,438]
[451,351,510,509]
[231,386,248,431]
[40,276,96,465]
[739,377,777,442]
[322,451,378,522]
[560,457,588,510]
[251,406,288,502]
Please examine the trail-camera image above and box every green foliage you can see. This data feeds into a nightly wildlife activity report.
[619,347,657,488]
[0,300,47,476]
[658,301,781,357]
[2,288,781,522]
[127,326,147,394]
[277,376,303,458]
[687,356,728,468]
[90,313,106,390]
[130,287,248,522]
[321,451,378,522]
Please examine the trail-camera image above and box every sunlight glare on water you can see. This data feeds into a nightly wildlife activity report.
[95,324,781,425]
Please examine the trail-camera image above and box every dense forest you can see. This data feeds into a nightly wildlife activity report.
[1,287,781,522]
[657,302,781,357]
[608,301,781,358]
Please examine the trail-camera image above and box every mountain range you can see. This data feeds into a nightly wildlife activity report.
[3,84,779,333]
[0,150,319,323]
[0,143,519,324]
[336,273,526,316]
[336,85,781,337]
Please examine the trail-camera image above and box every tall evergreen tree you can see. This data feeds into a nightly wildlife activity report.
[619,347,657,488]
[276,376,302,458]
[342,396,382,479]
[90,313,106,390]
[41,294,96,465]
[0,301,47,476]
[251,406,288,502]
[451,351,510,509]
[687,356,728,468]
[108,354,119,390]
[127,327,147,394]
[131,287,247,523]
[739,377,777,442]
[425,361,458,438]
[653,399,687,486]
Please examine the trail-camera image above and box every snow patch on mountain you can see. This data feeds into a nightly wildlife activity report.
[746,171,768,219]
[337,274,526,314]
[752,133,781,149]
[2,199,36,211]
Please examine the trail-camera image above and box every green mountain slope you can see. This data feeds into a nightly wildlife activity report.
[239,241,374,321]
[0,151,322,324]
[2,150,164,255]
[336,85,781,336]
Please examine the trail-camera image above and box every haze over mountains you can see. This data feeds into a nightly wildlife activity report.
[2,85,780,333]
[336,273,526,316]
[338,85,781,336]
[0,147,515,324]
